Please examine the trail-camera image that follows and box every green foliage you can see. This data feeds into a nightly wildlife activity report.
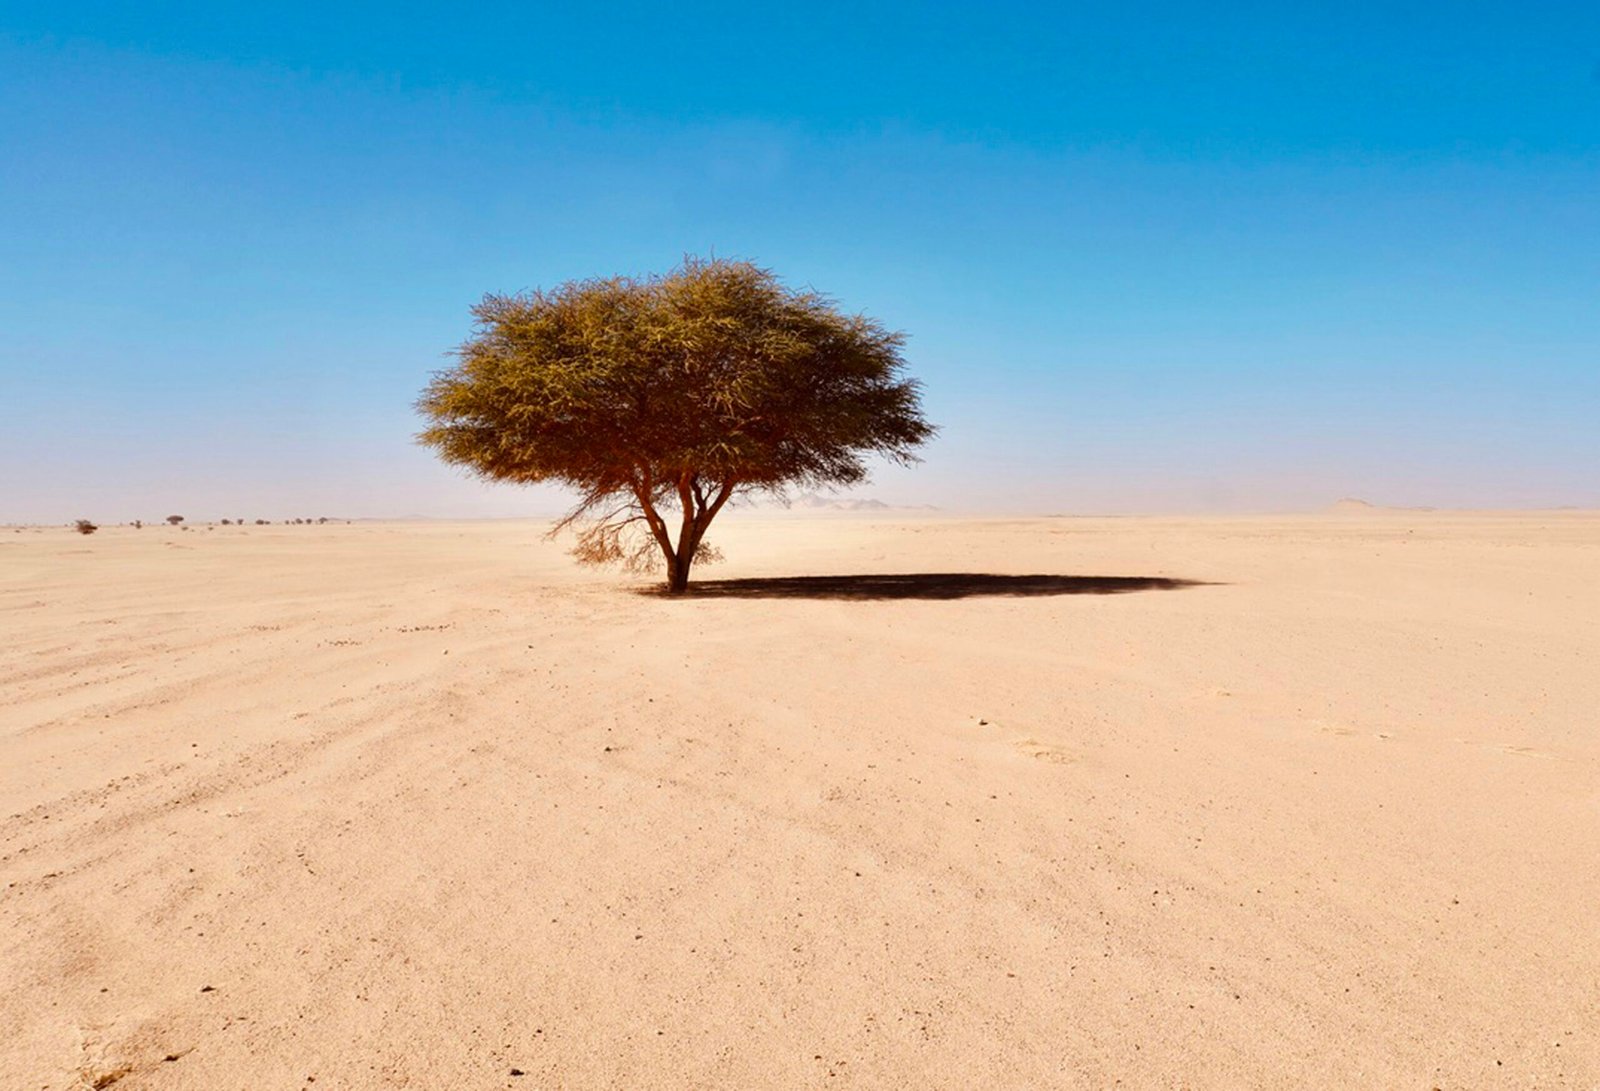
[418,257,933,590]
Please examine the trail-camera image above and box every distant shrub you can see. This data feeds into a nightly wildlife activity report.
[255,519,268,525]
[132,520,143,529]
[220,519,232,525]
[74,519,97,535]
[166,515,184,526]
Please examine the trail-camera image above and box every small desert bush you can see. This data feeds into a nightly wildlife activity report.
[74,519,97,535]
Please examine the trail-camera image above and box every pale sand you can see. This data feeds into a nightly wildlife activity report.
[2,513,1597,1088]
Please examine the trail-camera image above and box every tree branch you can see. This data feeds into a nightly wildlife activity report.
[632,467,677,568]
[674,471,697,564]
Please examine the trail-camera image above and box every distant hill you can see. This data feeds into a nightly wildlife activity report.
[1326,497,1437,514]
[779,493,937,512]
[793,493,890,511]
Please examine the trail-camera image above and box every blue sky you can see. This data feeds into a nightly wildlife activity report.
[2,2,1597,521]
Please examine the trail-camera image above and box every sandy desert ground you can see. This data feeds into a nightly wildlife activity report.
[2,511,1597,1089]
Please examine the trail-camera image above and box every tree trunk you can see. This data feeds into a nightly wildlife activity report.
[667,472,700,594]
[666,554,691,594]
[657,472,734,595]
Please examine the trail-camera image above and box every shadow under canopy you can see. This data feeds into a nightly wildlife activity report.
[650,573,1211,601]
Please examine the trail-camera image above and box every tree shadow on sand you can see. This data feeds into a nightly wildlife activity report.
[649,573,1214,601]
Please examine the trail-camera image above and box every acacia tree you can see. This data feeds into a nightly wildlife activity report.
[417,258,933,593]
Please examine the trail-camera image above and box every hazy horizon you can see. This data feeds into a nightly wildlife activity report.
[9,491,1600,529]
[4,4,1597,524]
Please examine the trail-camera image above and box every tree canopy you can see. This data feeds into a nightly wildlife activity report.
[417,257,934,592]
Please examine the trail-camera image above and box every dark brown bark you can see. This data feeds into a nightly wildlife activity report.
[666,558,690,594]
[653,472,736,593]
